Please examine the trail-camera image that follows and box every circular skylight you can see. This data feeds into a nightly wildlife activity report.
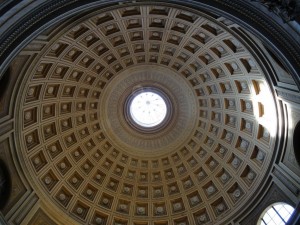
[129,91,167,127]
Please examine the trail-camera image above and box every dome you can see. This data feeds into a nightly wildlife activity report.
[0,1,300,225]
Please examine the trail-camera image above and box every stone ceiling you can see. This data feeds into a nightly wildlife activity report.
[12,3,279,225]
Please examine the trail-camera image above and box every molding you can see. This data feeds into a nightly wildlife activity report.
[0,0,299,87]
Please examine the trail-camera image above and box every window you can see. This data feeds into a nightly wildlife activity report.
[258,203,295,225]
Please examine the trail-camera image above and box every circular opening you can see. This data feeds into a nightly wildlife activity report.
[129,91,167,128]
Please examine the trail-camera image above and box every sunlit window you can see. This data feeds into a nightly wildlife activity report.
[259,203,295,225]
[130,91,167,128]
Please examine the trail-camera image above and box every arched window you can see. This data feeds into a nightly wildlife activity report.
[258,203,295,225]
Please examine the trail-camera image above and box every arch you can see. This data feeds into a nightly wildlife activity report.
[257,202,295,225]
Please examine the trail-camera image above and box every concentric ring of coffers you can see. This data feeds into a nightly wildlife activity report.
[14,4,278,225]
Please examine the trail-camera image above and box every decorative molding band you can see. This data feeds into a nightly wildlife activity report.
[0,0,300,85]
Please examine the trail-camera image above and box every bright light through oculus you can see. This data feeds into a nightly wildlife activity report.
[130,92,167,127]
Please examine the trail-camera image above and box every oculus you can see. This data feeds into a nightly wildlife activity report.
[129,91,167,128]
[124,87,172,133]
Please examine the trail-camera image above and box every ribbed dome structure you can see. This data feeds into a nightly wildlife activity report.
[12,4,281,225]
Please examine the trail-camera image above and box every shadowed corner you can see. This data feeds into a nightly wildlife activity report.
[0,159,11,210]
[293,121,300,166]
[0,67,9,95]
[0,68,10,115]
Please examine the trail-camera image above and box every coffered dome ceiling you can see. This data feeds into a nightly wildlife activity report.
[13,3,280,225]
